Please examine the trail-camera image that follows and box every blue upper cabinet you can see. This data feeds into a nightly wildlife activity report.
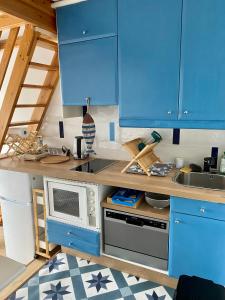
[59,37,117,106]
[179,0,225,122]
[119,0,182,127]
[56,0,118,106]
[57,0,117,44]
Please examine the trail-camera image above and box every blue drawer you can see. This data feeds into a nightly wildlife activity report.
[171,196,225,221]
[57,0,117,44]
[47,219,100,256]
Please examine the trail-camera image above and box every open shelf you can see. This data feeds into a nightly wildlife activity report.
[101,198,169,221]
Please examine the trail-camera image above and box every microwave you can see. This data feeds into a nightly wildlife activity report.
[44,177,111,230]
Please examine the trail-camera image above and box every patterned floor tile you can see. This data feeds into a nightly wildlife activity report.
[122,272,147,286]
[8,253,174,300]
[39,253,69,277]
[39,277,75,300]
[134,286,172,300]
[82,268,118,298]
[120,286,133,297]
[8,287,28,300]
[77,258,95,268]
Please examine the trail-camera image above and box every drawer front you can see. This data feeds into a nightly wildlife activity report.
[47,220,100,256]
[171,196,225,221]
[57,0,117,44]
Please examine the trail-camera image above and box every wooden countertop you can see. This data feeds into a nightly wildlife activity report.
[0,157,225,203]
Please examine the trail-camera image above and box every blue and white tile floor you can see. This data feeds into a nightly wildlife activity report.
[8,253,174,300]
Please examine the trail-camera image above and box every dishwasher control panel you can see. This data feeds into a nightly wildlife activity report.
[105,210,167,230]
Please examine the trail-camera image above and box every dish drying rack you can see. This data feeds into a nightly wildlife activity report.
[121,138,161,176]
[33,189,60,259]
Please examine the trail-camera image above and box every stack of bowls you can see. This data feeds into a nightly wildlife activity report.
[145,192,170,209]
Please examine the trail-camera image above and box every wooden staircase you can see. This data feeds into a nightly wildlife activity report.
[0,24,59,153]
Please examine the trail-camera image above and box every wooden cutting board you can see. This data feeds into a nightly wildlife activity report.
[40,156,70,164]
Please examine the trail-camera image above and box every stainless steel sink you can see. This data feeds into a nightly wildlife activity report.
[174,172,225,190]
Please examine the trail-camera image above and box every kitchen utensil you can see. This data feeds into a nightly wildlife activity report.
[121,138,161,176]
[204,157,216,172]
[48,146,70,156]
[40,156,70,164]
[145,192,170,209]
[138,130,162,151]
[73,136,86,160]
[82,97,96,155]
[189,164,202,173]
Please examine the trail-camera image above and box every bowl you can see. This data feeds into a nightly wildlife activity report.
[145,192,170,209]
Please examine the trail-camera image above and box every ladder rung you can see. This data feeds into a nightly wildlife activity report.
[16,104,46,108]
[9,121,39,127]
[22,84,52,90]
[29,62,58,71]
[37,37,58,51]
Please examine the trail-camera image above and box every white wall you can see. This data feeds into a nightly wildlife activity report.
[41,82,225,168]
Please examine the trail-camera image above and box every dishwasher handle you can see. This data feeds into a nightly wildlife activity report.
[125,216,144,227]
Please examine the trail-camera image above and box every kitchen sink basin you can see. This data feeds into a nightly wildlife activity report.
[174,171,225,190]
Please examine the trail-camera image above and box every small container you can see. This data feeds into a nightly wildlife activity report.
[220,152,225,174]
[175,157,184,169]
[145,192,170,209]
[73,136,87,160]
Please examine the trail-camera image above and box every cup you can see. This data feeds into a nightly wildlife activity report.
[175,157,184,169]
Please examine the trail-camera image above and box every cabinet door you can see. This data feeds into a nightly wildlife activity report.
[57,0,117,44]
[119,0,182,127]
[169,212,225,286]
[179,0,225,121]
[59,37,117,106]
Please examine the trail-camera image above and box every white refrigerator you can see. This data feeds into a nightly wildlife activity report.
[0,170,43,265]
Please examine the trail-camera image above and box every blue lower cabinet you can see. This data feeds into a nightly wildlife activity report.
[47,219,100,256]
[169,205,225,285]
[170,196,225,221]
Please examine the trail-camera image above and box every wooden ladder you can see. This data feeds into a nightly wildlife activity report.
[0,24,59,153]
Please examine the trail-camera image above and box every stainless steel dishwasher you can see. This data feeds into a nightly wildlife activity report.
[103,209,169,271]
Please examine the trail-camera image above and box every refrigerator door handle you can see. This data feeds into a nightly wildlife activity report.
[0,196,32,206]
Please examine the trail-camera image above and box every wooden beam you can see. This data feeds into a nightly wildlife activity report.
[20,0,55,17]
[0,0,56,33]
[0,25,38,152]
[0,13,26,29]
[0,27,19,88]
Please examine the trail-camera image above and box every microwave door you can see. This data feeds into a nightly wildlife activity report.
[48,181,88,226]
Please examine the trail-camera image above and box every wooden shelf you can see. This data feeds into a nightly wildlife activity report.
[101,198,169,221]
[33,189,59,259]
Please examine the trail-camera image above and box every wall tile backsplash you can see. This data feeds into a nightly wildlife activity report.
[41,84,225,168]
